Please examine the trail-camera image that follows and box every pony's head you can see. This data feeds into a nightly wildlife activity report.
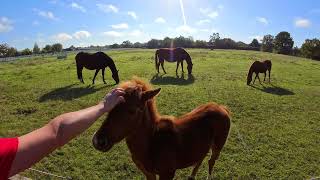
[92,78,161,152]
[112,70,120,84]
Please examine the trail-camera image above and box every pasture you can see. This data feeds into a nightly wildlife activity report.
[0,49,319,179]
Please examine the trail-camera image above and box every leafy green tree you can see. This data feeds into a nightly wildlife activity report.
[109,43,120,48]
[261,34,274,52]
[42,44,52,53]
[7,47,18,57]
[121,40,133,48]
[250,39,260,48]
[52,43,63,52]
[301,38,320,60]
[20,48,32,55]
[274,31,294,55]
[33,43,40,54]
[0,43,10,57]
[209,33,220,47]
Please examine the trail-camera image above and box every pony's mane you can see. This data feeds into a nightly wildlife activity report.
[118,76,160,121]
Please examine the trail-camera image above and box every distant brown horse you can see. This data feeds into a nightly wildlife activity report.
[155,48,193,74]
[75,52,119,84]
[92,77,231,180]
[247,60,272,85]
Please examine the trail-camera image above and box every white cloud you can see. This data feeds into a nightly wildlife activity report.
[128,11,137,20]
[128,29,143,37]
[249,35,263,41]
[0,17,13,32]
[295,18,311,28]
[218,5,224,10]
[200,8,218,19]
[103,31,124,37]
[256,17,268,25]
[71,2,86,13]
[97,4,119,13]
[155,17,166,23]
[196,19,211,25]
[33,8,58,20]
[32,20,39,26]
[176,25,197,34]
[111,23,129,29]
[73,30,91,39]
[53,33,73,42]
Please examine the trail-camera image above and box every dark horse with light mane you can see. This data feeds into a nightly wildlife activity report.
[75,52,119,84]
[247,60,272,85]
[155,48,193,74]
[92,77,231,180]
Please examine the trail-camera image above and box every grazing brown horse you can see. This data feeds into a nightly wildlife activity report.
[247,60,272,85]
[92,77,231,180]
[75,52,119,84]
[155,48,193,74]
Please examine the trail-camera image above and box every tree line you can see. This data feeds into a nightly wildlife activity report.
[0,43,63,58]
[1,31,319,60]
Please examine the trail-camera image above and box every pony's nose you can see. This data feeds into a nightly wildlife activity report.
[92,132,108,150]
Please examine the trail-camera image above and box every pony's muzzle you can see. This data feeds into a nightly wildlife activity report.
[92,132,112,152]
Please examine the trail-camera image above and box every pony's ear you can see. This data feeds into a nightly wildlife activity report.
[141,88,161,102]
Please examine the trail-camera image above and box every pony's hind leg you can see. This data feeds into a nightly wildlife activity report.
[176,62,180,74]
[92,69,100,84]
[161,62,167,74]
[181,61,184,73]
[206,148,221,180]
[268,70,271,83]
[264,72,266,82]
[102,68,106,84]
[188,157,205,180]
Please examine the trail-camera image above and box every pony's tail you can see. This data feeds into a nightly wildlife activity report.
[155,50,159,71]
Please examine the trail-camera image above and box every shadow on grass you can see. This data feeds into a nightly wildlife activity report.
[249,83,294,96]
[39,83,113,102]
[150,73,195,85]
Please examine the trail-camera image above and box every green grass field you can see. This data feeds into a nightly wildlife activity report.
[0,49,319,179]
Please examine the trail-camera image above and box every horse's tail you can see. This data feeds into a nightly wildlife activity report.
[155,50,159,70]
[247,64,255,85]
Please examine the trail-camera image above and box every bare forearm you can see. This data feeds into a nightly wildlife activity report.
[51,103,106,147]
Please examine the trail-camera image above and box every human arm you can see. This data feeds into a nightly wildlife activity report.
[8,88,124,176]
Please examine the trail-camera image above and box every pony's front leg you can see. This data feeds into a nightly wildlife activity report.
[102,68,106,84]
[264,72,266,82]
[132,157,156,180]
[92,69,100,84]
[181,61,184,73]
[176,62,180,74]
[159,171,175,180]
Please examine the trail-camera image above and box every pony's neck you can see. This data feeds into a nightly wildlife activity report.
[108,61,117,74]
[185,56,192,66]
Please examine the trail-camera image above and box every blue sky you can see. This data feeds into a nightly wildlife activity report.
[0,0,319,50]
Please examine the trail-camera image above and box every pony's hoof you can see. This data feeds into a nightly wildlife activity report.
[206,175,213,180]
[187,176,195,180]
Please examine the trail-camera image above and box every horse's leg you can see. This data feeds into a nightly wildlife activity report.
[264,72,266,82]
[92,69,100,84]
[269,70,271,83]
[181,61,184,73]
[253,73,258,84]
[206,148,221,180]
[132,157,156,180]
[102,68,106,84]
[161,62,167,74]
[188,157,205,180]
[257,74,261,84]
[159,171,175,180]
[176,61,180,74]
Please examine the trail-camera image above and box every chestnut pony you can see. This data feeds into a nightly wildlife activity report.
[92,77,231,180]
[155,48,193,74]
[247,60,272,85]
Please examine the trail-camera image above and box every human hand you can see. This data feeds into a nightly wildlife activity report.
[100,88,125,112]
